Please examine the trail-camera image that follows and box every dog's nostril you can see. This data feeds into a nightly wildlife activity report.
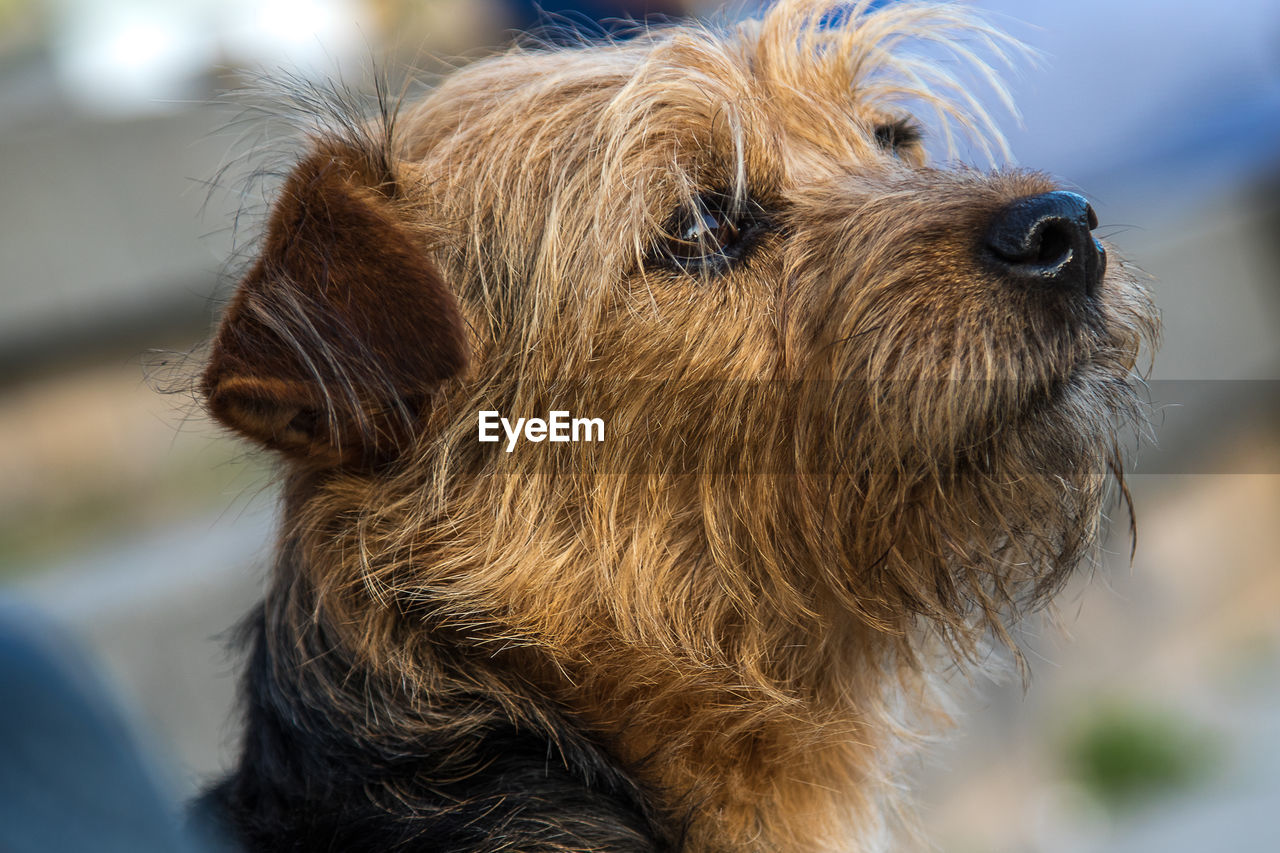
[1033,221,1072,265]
[984,191,1103,297]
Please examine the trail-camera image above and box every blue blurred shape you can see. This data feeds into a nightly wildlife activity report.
[0,602,214,853]
[818,1,898,30]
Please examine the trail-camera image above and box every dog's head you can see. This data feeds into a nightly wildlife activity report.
[202,1,1157,651]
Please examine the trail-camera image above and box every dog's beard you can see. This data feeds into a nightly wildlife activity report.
[784,293,1153,654]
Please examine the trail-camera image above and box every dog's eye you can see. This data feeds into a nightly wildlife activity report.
[670,204,740,260]
[873,119,922,155]
[653,192,768,274]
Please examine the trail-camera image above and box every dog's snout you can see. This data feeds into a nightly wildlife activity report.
[983,191,1105,297]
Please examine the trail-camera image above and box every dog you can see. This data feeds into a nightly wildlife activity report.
[195,2,1158,850]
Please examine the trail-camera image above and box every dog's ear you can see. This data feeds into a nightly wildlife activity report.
[202,142,468,467]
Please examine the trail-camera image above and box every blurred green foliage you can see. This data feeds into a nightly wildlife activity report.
[1063,701,1220,811]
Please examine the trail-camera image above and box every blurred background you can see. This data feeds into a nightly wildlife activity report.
[0,1,1276,850]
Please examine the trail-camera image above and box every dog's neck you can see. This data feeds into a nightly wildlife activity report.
[539,600,934,853]
[279,470,944,853]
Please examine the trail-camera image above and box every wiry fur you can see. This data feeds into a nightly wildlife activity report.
[197,3,1159,852]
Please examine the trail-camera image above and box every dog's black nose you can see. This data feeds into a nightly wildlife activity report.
[984,191,1105,297]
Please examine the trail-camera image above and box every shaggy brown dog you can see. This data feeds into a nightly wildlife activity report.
[197,2,1158,851]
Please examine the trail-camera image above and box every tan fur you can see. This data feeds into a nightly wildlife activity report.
[203,2,1159,851]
